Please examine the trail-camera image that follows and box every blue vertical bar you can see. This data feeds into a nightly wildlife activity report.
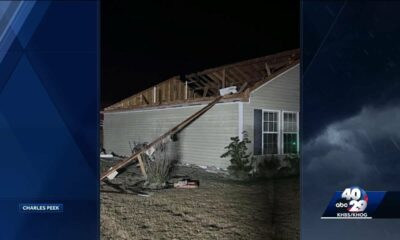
[0,1,99,239]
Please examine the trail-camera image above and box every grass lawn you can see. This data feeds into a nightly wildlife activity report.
[101,164,299,240]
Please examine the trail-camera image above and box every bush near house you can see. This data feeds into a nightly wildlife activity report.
[220,131,254,179]
[220,132,300,179]
[138,141,177,189]
[280,154,300,176]
[256,154,300,178]
[255,155,280,178]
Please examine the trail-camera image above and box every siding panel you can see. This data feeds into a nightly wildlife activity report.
[250,65,300,111]
[103,103,238,169]
[243,65,300,156]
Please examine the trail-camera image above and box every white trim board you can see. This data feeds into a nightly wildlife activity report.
[238,102,243,140]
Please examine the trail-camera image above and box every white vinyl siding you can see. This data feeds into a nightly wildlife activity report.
[242,64,300,156]
[250,65,299,111]
[103,103,238,169]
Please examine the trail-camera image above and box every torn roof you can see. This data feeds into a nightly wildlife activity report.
[104,49,299,112]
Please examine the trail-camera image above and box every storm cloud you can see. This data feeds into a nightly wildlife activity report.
[304,103,400,188]
[302,103,400,239]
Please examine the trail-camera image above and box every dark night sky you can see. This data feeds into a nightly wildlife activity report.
[101,1,299,108]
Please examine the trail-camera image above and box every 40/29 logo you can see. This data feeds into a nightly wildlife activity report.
[336,187,368,212]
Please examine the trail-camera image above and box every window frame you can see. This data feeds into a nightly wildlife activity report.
[261,109,281,155]
[282,111,299,154]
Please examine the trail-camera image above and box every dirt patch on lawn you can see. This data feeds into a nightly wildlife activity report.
[100,163,299,240]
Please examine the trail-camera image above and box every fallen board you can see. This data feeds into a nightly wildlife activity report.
[100,96,223,181]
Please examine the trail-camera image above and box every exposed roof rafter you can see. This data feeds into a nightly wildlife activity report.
[104,49,299,111]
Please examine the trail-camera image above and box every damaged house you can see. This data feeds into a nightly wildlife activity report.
[102,49,300,170]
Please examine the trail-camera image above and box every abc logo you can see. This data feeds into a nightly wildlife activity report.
[340,187,368,213]
[335,202,348,208]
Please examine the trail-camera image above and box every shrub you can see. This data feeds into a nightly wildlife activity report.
[134,142,176,189]
[256,154,300,178]
[256,154,280,178]
[220,131,254,179]
[142,142,177,189]
[281,154,300,176]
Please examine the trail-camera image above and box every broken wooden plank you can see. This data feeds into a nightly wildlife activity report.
[137,154,147,178]
[238,82,248,93]
[100,96,223,181]
[222,68,226,88]
[202,87,209,97]
[265,62,271,76]
[141,94,149,105]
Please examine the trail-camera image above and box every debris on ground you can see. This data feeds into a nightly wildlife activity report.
[100,164,300,240]
[173,179,200,189]
[100,153,114,159]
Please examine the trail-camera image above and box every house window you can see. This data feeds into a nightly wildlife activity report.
[283,112,298,154]
[262,111,279,154]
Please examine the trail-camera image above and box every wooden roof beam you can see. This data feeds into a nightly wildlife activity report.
[141,94,149,105]
[204,73,223,88]
[222,69,226,88]
[267,61,294,72]
[197,75,219,88]
[225,69,244,86]
[187,49,299,77]
[230,66,251,82]
[194,75,217,94]
[202,87,209,97]
[265,63,271,76]
[238,82,249,93]
[197,76,220,95]
[187,74,214,89]
[186,76,205,88]
[209,71,225,86]
[199,73,221,88]
[242,65,263,81]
